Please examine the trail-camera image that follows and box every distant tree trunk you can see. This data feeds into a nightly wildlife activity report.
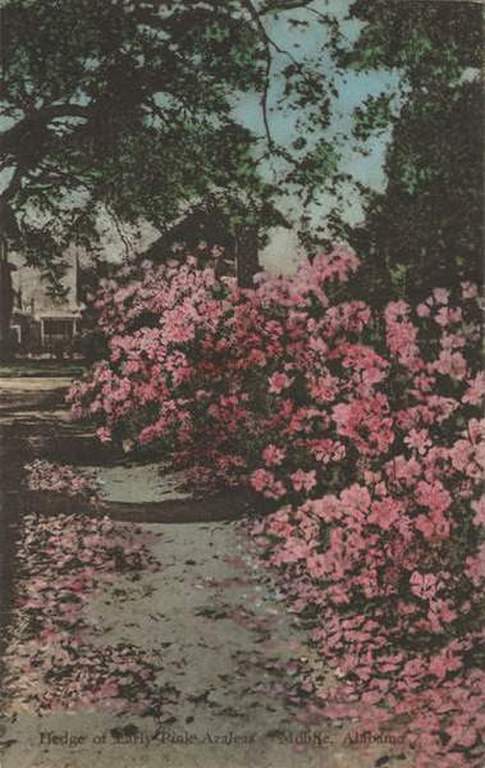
[0,237,14,361]
[235,225,260,288]
[0,194,20,360]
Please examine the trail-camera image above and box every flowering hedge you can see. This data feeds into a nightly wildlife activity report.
[69,250,484,766]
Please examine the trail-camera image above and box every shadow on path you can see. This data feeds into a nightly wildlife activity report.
[0,376,254,667]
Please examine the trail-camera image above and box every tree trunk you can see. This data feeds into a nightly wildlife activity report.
[235,225,260,288]
[0,237,15,361]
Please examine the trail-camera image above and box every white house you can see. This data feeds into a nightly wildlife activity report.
[10,247,84,354]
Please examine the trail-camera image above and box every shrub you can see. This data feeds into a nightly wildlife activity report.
[69,251,484,766]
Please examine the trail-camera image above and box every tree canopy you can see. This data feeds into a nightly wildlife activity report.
[340,0,483,302]
[0,0,343,354]
[0,0,340,278]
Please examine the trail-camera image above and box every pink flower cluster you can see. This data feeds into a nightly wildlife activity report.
[25,460,100,501]
[69,251,484,766]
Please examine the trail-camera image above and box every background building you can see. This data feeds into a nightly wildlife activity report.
[9,248,84,356]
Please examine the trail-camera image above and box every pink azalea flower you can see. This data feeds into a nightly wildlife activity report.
[262,444,286,466]
[290,469,317,493]
[462,372,485,405]
[368,498,401,531]
[250,468,275,492]
[432,288,449,305]
[471,496,485,526]
[416,303,431,318]
[268,371,293,394]
[410,571,438,600]
[404,428,432,455]
[460,281,478,300]
[96,426,113,443]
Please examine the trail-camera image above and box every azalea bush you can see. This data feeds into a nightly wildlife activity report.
[69,250,484,766]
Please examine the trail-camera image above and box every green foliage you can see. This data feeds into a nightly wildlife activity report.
[342,0,483,303]
[352,93,396,143]
[0,0,341,284]
[344,0,481,76]
[0,1,272,266]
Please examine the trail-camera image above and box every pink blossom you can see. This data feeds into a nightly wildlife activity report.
[262,444,286,466]
[462,372,485,406]
[416,303,431,318]
[268,371,293,394]
[415,480,452,515]
[461,281,478,300]
[404,428,432,455]
[96,426,112,443]
[308,372,339,402]
[471,496,485,527]
[410,571,438,600]
[433,288,450,305]
[434,350,467,380]
[368,498,402,531]
[290,469,317,493]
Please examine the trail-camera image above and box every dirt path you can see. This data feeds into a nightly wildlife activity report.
[0,376,411,768]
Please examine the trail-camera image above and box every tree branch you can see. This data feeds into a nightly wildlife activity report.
[241,0,313,72]
[1,165,24,201]
[240,0,279,150]
[105,202,133,260]
[30,162,91,191]
[260,44,274,150]
[0,103,90,156]
[0,166,24,240]
[241,0,322,155]
[260,0,316,13]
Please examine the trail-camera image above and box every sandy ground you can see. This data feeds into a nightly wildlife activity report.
[0,378,75,392]
[2,518,410,768]
[0,376,412,768]
[92,463,192,504]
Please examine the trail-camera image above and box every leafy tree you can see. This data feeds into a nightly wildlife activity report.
[339,0,483,304]
[0,0,340,356]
